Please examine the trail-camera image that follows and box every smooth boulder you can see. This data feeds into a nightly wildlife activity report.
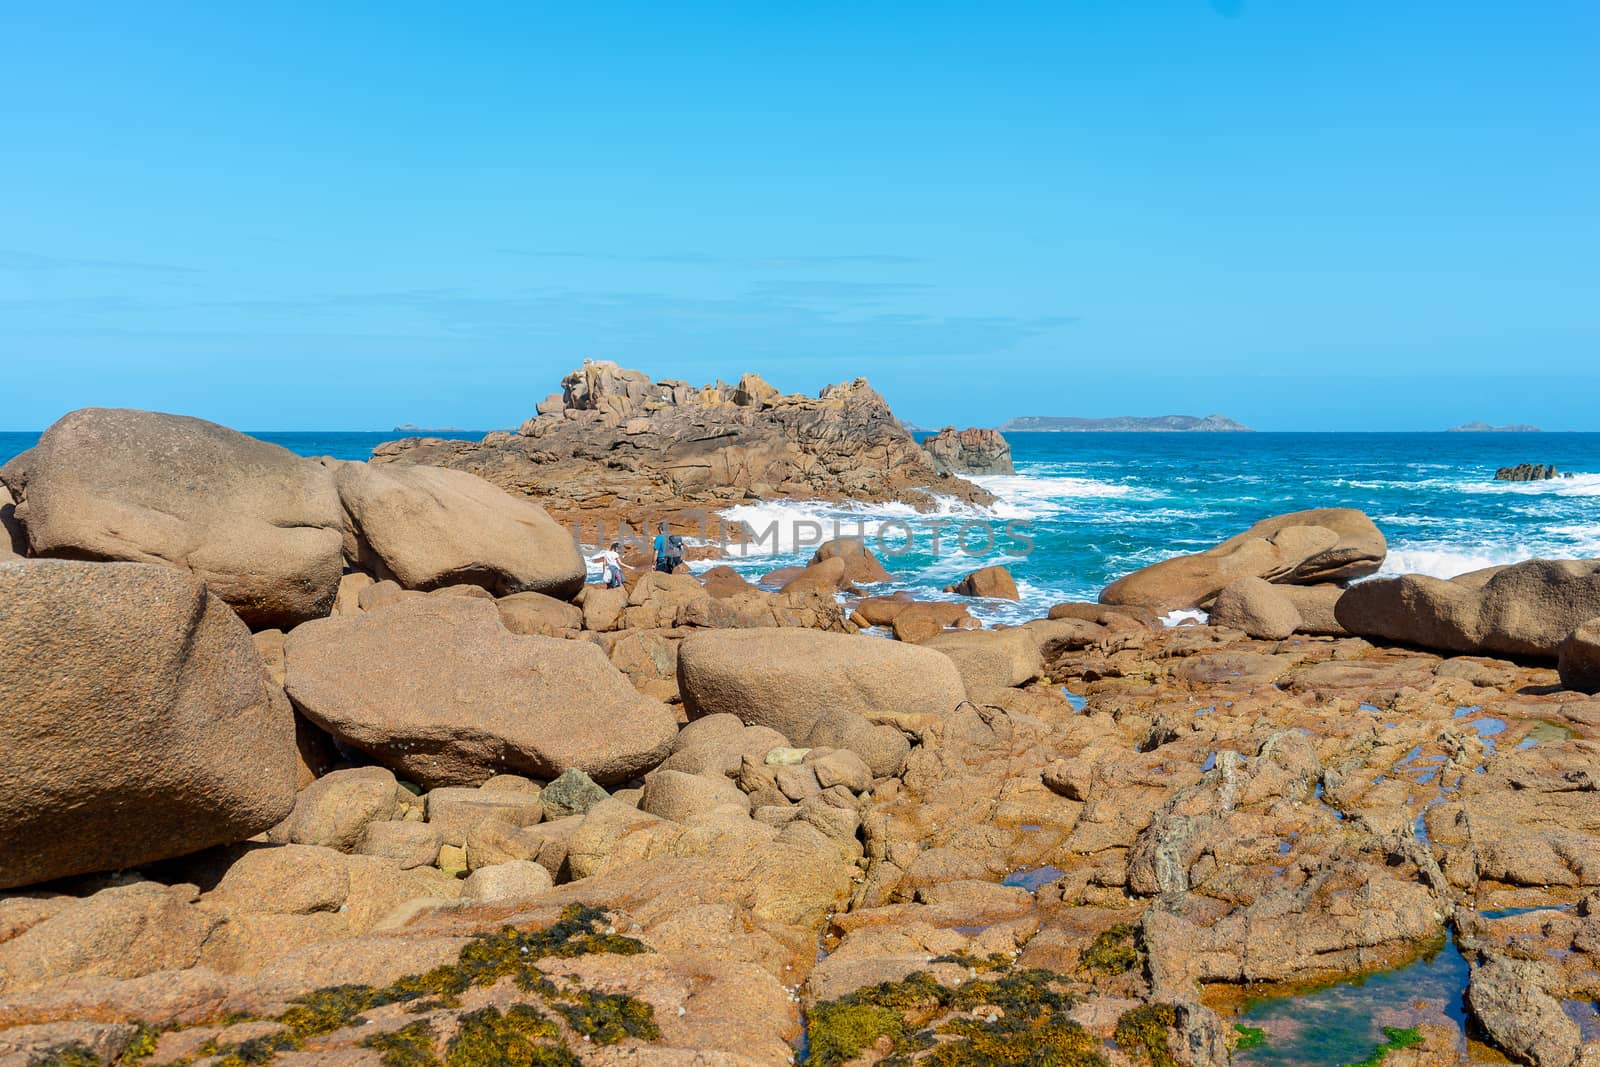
[946,564,1020,600]
[1208,577,1301,640]
[1336,559,1600,659]
[0,560,297,890]
[0,408,344,628]
[809,537,891,584]
[677,629,968,776]
[284,596,676,787]
[1100,508,1385,612]
[921,628,1043,692]
[329,460,585,599]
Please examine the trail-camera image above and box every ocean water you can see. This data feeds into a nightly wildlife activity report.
[717,431,1600,623]
[4,430,1597,623]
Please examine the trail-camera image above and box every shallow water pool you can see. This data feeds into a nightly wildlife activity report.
[1231,933,1468,1066]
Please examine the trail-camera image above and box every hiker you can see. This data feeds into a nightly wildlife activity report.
[590,542,624,588]
[653,521,684,574]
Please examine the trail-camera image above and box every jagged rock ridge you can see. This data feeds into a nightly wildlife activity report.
[922,425,1014,475]
[374,361,994,523]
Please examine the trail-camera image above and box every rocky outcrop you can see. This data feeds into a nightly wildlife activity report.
[0,560,296,890]
[1495,463,1567,481]
[1336,558,1600,659]
[284,596,677,787]
[0,408,344,628]
[327,459,584,599]
[677,628,968,775]
[1466,955,1588,1067]
[921,426,1014,476]
[371,361,994,527]
[946,563,1020,600]
[1100,508,1386,611]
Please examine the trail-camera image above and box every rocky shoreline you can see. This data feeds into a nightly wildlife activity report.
[3,395,1600,1067]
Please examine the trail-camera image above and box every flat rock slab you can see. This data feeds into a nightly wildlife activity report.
[677,628,968,776]
[284,596,677,788]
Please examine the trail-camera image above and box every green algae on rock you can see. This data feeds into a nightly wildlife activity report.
[1340,1026,1424,1067]
[25,1044,102,1067]
[445,1006,579,1067]
[111,905,656,1067]
[803,963,1105,1066]
[1233,1023,1267,1050]
[1078,922,1143,977]
[1113,1004,1179,1067]
[362,1020,442,1067]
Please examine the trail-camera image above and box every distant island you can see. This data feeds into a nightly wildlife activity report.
[393,423,468,433]
[997,414,1252,433]
[1447,421,1542,433]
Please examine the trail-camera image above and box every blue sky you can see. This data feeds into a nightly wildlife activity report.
[2,1,1596,431]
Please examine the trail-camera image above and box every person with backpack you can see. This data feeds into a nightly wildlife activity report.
[589,542,625,588]
[653,521,685,574]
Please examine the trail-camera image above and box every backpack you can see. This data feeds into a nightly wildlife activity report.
[663,534,685,560]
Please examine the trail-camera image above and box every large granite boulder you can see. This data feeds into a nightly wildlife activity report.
[946,564,1020,600]
[676,629,968,776]
[921,426,1014,476]
[1336,559,1600,659]
[328,460,584,599]
[920,628,1043,693]
[284,596,677,787]
[0,560,297,890]
[0,408,343,628]
[1100,508,1385,611]
[809,537,891,584]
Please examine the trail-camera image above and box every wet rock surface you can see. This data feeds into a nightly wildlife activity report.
[1494,463,1567,481]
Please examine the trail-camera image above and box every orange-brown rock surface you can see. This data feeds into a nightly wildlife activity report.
[371,361,995,536]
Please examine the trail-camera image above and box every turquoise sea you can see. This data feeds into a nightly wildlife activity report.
[4,429,1598,620]
[719,431,1600,622]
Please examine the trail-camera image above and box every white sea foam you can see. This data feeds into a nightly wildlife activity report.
[1378,548,1520,580]
[967,472,1154,519]
[1162,609,1208,627]
[1451,472,1600,497]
